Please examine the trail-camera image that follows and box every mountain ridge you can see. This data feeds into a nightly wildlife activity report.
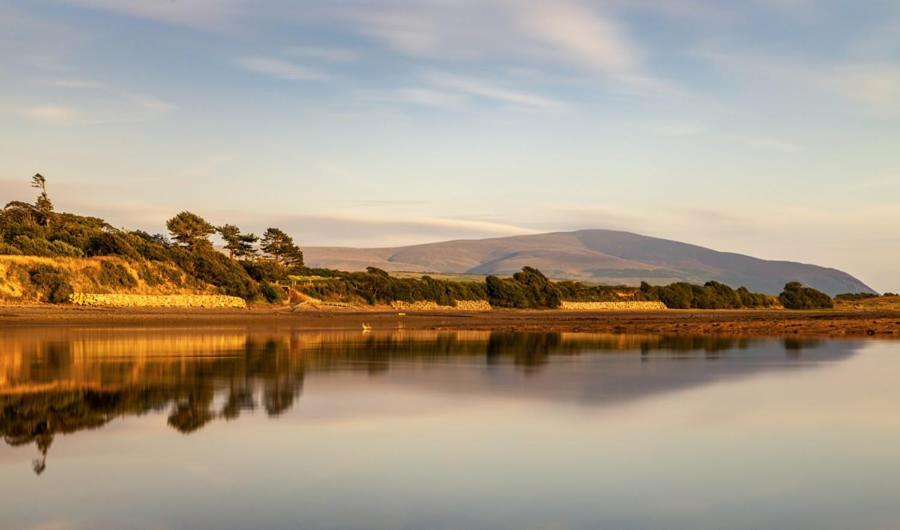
[304,229,874,296]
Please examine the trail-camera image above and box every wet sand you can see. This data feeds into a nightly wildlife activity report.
[0,304,898,338]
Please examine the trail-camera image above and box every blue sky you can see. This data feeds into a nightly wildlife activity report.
[0,0,898,290]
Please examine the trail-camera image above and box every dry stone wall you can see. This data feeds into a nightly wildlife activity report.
[69,293,247,309]
[559,301,668,311]
[390,300,492,311]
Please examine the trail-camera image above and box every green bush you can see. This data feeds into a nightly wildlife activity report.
[98,261,137,289]
[512,267,561,308]
[0,243,21,255]
[28,264,73,303]
[85,232,140,260]
[485,275,533,308]
[260,282,286,303]
[137,263,163,286]
[188,249,260,300]
[157,265,184,286]
[13,235,55,257]
[242,259,288,283]
[779,282,833,309]
[835,292,879,301]
[49,239,84,257]
[639,281,773,309]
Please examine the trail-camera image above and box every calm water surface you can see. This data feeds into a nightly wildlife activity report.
[1,326,899,530]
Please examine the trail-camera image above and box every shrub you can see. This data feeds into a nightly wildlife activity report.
[242,259,288,283]
[0,243,21,255]
[779,282,833,309]
[260,282,286,303]
[512,267,561,308]
[49,239,84,257]
[157,265,184,286]
[639,281,773,309]
[835,292,880,301]
[127,231,173,261]
[189,249,260,300]
[137,263,163,286]
[13,235,55,257]
[98,261,138,289]
[28,264,73,303]
[85,232,140,260]
[486,275,532,308]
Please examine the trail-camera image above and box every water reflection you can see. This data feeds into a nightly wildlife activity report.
[0,327,848,477]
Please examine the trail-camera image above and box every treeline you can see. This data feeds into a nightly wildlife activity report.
[0,174,303,302]
[835,292,896,301]
[294,267,487,306]
[639,281,777,309]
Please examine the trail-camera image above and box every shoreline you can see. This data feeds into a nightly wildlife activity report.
[0,304,898,339]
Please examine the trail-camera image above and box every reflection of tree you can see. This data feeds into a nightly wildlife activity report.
[487,333,562,374]
[0,340,308,473]
[168,387,215,434]
[1,330,828,475]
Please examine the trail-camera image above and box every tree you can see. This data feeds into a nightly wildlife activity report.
[217,224,258,259]
[31,173,53,226]
[166,211,215,249]
[260,228,303,267]
[512,266,561,308]
[779,282,833,309]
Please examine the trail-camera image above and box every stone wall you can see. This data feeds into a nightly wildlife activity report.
[69,293,247,309]
[559,301,668,311]
[390,300,492,311]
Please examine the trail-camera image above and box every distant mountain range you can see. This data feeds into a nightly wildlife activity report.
[303,229,874,296]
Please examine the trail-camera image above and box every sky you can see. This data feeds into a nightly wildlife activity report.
[0,0,898,291]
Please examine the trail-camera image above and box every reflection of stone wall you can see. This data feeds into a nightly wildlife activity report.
[69,293,247,308]
[390,300,492,311]
[560,301,668,311]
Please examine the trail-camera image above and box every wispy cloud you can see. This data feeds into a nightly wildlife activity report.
[18,105,78,122]
[237,56,328,81]
[697,49,900,111]
[59,0,241,29]
[47,78,104,89]
[284,46,360,62]
[513,1,640,80]
[423,71,565,110]
[335,0,656,89]
[396,88,468,110]
[39,78,175,123]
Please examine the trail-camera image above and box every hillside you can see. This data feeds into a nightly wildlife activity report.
[305,229,874,296]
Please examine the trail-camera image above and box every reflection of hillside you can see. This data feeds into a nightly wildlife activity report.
[0,328,848,475]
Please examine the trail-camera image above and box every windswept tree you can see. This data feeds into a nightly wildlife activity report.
[166,211,215,250]
[779,282,833,309]
[260,228,303,267]
[217,224,258,259]
[31,173,54,226]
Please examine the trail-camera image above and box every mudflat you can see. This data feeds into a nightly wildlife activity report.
[0,305,897,338]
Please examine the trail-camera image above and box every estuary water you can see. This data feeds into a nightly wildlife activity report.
[1,326,899,530]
